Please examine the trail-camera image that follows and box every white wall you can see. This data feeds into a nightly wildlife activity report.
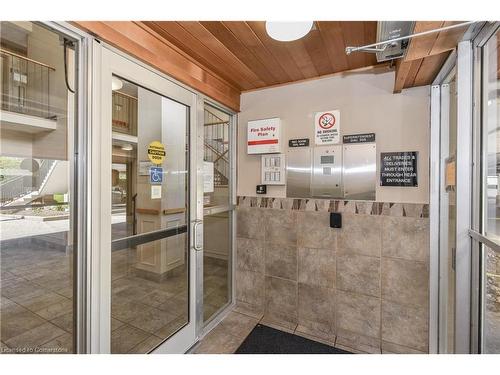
[237,70,430,204]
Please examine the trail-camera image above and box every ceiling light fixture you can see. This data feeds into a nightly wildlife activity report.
[121,143,133,151]
[265,21,313,42]
[112,76,123,91]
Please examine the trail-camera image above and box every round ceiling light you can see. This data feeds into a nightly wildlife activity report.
[112,76,123,91]
[121,143,133,151]
[265,21,313,42]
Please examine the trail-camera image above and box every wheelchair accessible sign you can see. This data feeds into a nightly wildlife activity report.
[149,166,163,184]
[147,141,165,185]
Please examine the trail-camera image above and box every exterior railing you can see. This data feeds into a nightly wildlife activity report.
[0,159,56,205]
[0,48,54,119]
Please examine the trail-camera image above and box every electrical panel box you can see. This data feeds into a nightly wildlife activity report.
[311,145,343,198]
[261,154,286,185]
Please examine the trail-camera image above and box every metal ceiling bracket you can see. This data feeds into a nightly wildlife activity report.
[345,21,477,55]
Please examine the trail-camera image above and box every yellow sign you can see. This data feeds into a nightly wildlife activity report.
[147,141,166,165]
[445,160,456,189]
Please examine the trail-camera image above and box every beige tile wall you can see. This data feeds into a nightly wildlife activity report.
[235,199,429,354]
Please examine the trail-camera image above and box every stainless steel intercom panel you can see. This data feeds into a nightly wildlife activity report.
[343,143,376,200]
[286,148,312,198]
[311,145,343,198]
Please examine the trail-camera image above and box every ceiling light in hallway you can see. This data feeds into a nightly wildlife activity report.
[112,76,123,91]
[265,21,313,41]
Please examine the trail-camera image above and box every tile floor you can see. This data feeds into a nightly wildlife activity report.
[1,231,229,354]
[193,306,363,354]
[1,239,74,354]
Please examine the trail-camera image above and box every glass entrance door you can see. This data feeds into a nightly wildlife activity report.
[479,25,500,354]
[439,70,458,353]
[95,46,199,353]
[202,103,234,324]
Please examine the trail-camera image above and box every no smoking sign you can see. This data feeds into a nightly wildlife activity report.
[314,109,340,145]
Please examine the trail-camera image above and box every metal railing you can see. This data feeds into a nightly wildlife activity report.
[204,108,229,186]
[0,159,56,205]
[0,48,55,119]
[0,175,32,204]
[469,229,500,254]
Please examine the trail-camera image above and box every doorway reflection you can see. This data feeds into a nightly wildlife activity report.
[203,104,232,323]
[110,76,189,353]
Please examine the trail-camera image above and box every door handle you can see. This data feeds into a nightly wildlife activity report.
[193,220,203,251]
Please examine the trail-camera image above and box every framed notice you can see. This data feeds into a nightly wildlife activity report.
[247,117,281,154]
[380,151,418,187]
[314,110,340,145]
[203,161,214,193]
[139,161,154,176]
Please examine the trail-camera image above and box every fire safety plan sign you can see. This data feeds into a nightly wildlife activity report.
[314,110,340,145]
[247,118,281,154]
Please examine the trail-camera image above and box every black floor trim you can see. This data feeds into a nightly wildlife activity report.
[235,324,352,354]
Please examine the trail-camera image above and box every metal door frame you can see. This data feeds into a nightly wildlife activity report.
[36,21,93,354]
[92,43,200,354]
[470,21,500,354]
[195,97,238,338]
[430,40,474,354]
[33,21,238,354]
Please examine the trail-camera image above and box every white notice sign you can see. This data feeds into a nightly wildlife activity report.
[314,110,340,145]
[203,161,214,193]
[151,185,162,199]
[247,117,281,154]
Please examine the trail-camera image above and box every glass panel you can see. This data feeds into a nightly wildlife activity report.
[482,28,500,354]
[484,29,500,239]
[203,104,230,207]
[203,104,231,323]
[484,246,500,353]
[110,76,189,353]
[0,22,77,354]
[203,211,230,321]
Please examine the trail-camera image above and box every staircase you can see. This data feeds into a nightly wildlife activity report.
[204,108,229,186]
[0,159,56,206]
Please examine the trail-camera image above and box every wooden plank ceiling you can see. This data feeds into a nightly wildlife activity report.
[394,21,470,93]
[74,21,469,110]
[141,21,379,92]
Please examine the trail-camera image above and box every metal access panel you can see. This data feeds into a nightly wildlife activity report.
[376,21,415,62]
[286,148,312,198]
[343,143,376,200]
[311,145,343,198]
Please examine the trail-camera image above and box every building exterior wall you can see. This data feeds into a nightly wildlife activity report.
[235,196,430,353]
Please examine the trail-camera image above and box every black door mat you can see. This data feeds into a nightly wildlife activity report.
[235,324,352,354]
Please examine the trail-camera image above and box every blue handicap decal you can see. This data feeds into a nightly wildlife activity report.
[149,166,163,184]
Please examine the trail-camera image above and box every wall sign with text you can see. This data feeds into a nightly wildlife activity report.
[289,138,309,147]
[314,109,340,145]
[247,117,281,154]
[380,151,418,187]
[343,133,375,144]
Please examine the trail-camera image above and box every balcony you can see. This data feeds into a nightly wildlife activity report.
[0,48,57,132]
